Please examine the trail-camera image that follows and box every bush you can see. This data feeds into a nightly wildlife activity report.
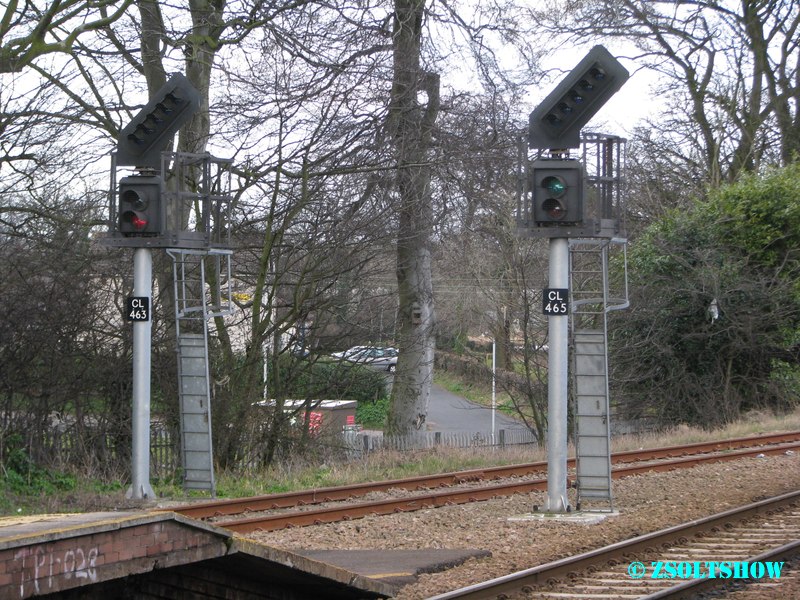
[287,359,387,403]
[356,397,390,428]
[1,434,77,496]
[611,164,800,428]
[291,360,389,429]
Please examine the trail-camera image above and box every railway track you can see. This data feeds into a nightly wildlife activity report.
[172,431,800,519]
[167,432,800,534]
[429,489,800,599]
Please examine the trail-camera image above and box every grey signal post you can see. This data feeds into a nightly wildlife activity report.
[130,249,156,499]
[546,238,570,512]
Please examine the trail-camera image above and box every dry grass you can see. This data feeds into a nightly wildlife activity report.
[4,407,799,516]
[610,407,800,452]
[214,406,800,500]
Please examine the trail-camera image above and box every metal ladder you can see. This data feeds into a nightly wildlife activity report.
[569,238,628,510]
[168,248,233,495]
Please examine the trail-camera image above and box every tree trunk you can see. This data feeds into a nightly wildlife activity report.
[386,0,439,435]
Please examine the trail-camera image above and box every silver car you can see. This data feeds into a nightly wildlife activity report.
[332,346,398,372]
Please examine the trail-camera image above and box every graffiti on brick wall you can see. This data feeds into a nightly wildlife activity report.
[13,544,98,597]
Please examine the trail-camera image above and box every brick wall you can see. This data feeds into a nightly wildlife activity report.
[1,516,228,599]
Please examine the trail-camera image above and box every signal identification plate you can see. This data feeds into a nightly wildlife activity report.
[542,288,569,315]
[126,296,150,322]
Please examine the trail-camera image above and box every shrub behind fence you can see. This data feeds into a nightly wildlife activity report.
[24,422,538,480]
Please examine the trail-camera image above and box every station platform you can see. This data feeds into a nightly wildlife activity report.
[0,511,394,599]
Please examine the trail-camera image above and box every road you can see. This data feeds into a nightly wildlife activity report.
[375,370,530,435]
[423,383,528,433]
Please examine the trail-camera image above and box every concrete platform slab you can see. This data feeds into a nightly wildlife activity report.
[297,547,492,588]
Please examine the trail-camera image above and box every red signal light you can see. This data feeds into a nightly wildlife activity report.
[122,211,148,231]
[131,214,148,230]
[542,198,567,220]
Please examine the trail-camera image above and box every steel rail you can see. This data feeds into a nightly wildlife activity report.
[210,441,800,534]
[427,489,800,600]
[640,539,800,599]
[170,431,800,519]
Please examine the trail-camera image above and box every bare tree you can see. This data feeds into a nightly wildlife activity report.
[383,0,439,435]
[0,0,132,73]
[535,0,800,190]
[0,184,133,476]
[383,0,543,435]
[1,0,546,469]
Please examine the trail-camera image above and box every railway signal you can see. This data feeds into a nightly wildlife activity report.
[116,73,201,170]
[106,75,204,501]
[528,45,629,150]
[518,46,631,515]
[118,175,163,236]
[531,159,584,225]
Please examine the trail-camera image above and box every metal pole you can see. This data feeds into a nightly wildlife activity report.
[491,337,496,446]
[545,237,569,512]
[127,248,156,499]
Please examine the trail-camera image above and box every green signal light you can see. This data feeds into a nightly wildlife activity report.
[542,175,567,197]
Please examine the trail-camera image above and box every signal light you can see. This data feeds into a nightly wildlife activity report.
[118,175,163,237]
[531,160,584,225]
[126,93,183,147]
[120,188,149,231]
[540,175,569,220]
[125,212,148,230]
[589,67,605,80]
[116,74,201,170]
[543,175,567,196]
[528,45,629,149]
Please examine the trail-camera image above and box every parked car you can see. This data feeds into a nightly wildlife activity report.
[331,346,398,372]
[331,346,370,359]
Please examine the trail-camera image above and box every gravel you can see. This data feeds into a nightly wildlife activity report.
[250,452,800,599]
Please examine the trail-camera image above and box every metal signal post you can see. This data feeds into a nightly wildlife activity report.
[545,237,570,512]
[130,248,156,499]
